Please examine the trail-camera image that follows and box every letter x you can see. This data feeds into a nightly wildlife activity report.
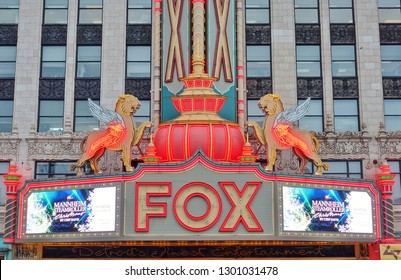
[219,182,263,232]
[165,0,186,82]
[212,0,233,82]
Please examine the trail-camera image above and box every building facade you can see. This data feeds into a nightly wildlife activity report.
[0,0,401,258]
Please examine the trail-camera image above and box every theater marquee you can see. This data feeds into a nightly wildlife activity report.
[16,153,381,243]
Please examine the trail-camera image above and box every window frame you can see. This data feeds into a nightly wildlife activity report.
[378,0,401,24]
[246,45,271,78]
[245,0,270,24]
[78,0,103,25]
[35,161,93,179]
[329,0,354,24]
[297,98,323,132]
[294,0,319,24]
[126,45,151,78]
[331,45,357,77]
[127,0,152,25]
[384,98,401,131]
[0,100,13,133]
[38,100,64,133]
[74,99,100,132]
[247,99,265,125]
[333,99,360,132]
[0,161,10,206]
[380,45,401,77]
[388,160,401,203]
[296,45,322,78]
[76,45,102,78]
[0,46,17,78]
[0,0,19,24]
[43,0,69,25]
[305,160,362,178]
[40,45,67,78]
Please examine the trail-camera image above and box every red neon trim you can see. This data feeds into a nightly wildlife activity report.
[237,75,244,79]
[173,182,222,232]
[154,7,162,12]
[237,100,245,104]
[219,182,263,232]
[134,182,172,232]
[183,192,212,221]
[237,109,245,113]
[237,66,244,70]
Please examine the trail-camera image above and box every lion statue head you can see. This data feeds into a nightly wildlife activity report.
[258,93,284,116]
[116,94,141,116]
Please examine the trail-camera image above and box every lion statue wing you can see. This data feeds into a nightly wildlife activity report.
[273,97,311,128]
[88,98,125,128]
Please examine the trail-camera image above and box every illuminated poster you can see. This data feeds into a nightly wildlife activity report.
[26,187,116,234]
[282,186,373,233]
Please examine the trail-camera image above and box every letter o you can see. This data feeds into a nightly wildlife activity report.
[173,182,222,231]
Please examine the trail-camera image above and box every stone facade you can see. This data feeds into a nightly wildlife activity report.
[0,0,400,234]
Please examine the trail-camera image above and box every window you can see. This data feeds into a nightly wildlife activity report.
[295,0,319,24]
[378,0,401,23]
[296,45,321,77]
[247,100,265,125]
[388,161,401,203]
[35,161,92,179]
[381,45,401,77]
[41,46,66,78]
[127,0,151,24]
[384,99,401,131]
[135,99,151,125]
[246,45,271,77]
[245,0,270,24]
[74,99,99,132]
[43,0,68,24]
[79,0,103,24]
[329,0,353,24]
[0,100,13,132]
[0,162,10,206]
[0,0,19,24]
[76,46,101,78]
[305,160,362,178]
[0,46,16,78]
[334,99,359,131]
[298,98,323,132]
[331,45,356,77]
[126,46,151,78]
[38,100,64,133]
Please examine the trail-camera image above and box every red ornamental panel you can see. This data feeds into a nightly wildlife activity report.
[154,123,245,162]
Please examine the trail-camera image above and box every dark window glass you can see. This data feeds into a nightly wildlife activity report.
[35,161,93,179]
[135,99,151,125]
[305,160,362,178]
[388,161,401,203]
[384,99,401,131]
[79,0,103,24]
[128,0,151,24]
[44,0,68,24]
[246,45,271,77]
[331,45,356,77]
[41,46,66,78]
[296,45,321,77]
[126,46,151,78]
[0,0,19,24]
[0,161,10,205]
[38,100,64,133]
[77,46,101,78]
[247,100,265,126]
[74,99,99,132]
[0,46,16,78]
[298,99,323,132]
[246,0,270,24]
[381,45,401,77]
[0,100,13,132]
[334,99,359,131]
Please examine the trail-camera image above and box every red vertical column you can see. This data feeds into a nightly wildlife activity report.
[2,165,22,243]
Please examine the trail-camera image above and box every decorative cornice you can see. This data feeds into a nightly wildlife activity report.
[295,24,321,44]
[74,79,101,99]
[77,24,102,45]
[245,24,271,45]
[246,78,272,99]
[126,25,152,45]
[0,25,18,45]
[297,78,323,98]
[125,78,151,99]
[39,79,65,99]
[376,122,401,161]
[41,25,67,45]
[330,24,356,44]
[0,79,15,99]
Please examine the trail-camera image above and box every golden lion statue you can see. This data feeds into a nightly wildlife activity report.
[70,94,152,174]
[247,94,329,175]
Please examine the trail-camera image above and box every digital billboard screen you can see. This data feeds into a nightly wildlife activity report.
[26,186,116,234]
[282,186,373,234]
